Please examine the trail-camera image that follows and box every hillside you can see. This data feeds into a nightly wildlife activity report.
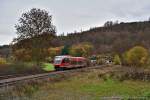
[2,21,150,57]
[57,21,150,54]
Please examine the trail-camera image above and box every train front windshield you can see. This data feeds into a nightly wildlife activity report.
[54,57,63,64]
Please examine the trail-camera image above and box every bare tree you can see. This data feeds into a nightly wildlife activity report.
[14,8,56,64]
[15,8,56,40]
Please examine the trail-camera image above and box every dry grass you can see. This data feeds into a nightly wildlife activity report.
[0,66,150,100]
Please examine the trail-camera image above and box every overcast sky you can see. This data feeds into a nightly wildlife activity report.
[0,0,150,45]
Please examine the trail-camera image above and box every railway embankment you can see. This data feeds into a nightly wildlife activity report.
[0,65,150,100]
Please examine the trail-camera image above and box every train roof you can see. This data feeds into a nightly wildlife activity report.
[70,57,85,59]
[55,55,86,59]
[55,55,71,58]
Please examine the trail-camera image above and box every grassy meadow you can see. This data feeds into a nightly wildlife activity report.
[1,66,150,100]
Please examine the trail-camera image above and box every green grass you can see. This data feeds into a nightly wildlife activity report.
[79,79,150,97]
[42,63,55,71]
[48,75,150,99]
[30,70,150,100]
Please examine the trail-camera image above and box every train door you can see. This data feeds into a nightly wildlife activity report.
[61,57,71,68]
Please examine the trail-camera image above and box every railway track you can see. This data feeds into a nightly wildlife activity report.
[0,73,39,80]
[0,71,56,80]
[0,65,107,88]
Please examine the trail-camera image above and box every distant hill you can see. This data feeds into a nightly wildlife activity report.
[57,21,150,54]
[3,21,150,56]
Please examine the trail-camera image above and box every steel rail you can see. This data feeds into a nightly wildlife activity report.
[0,65,106,88]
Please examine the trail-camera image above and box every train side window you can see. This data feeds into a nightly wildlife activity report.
[71,60,77,65]
[79,61,83,64]
[74,61,77,65]
[71,61,75,64]
[62,58,70,63]
[77,61,82,65]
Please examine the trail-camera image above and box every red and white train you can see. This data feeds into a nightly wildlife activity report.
[53,55,89,70]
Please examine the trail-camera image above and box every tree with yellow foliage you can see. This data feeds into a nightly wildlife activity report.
[125,46,149,67]
[69,43,93,57]
[113,54,121,65]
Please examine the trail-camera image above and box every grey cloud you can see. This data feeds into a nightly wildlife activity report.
[1,0,150,45]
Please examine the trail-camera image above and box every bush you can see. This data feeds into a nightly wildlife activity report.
[113,55,121,65]
[125,46,149,67]
[0,57,7,64]
[0,62,45,75]
[69,42,93,57]
[45,57,52,63]
[13,49,32,62]
[48,47,62,58]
